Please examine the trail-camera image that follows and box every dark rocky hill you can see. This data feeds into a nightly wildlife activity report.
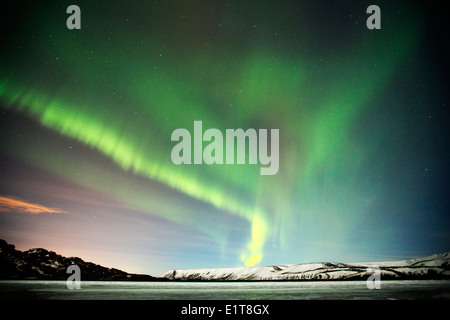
[0,239,163,281]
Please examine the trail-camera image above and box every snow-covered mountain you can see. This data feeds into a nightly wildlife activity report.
[3,237,448,282]
[163,252,450,281]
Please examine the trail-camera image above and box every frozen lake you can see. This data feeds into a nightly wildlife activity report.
[0,280,449,300]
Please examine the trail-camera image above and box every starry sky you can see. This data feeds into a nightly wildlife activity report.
[0,1,449,275]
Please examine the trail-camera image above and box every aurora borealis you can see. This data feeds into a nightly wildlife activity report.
[1,1,449,274]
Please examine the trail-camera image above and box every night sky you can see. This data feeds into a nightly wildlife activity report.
[1,1,449,275]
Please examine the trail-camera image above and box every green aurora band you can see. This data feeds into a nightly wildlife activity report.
[0,2,421,266]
